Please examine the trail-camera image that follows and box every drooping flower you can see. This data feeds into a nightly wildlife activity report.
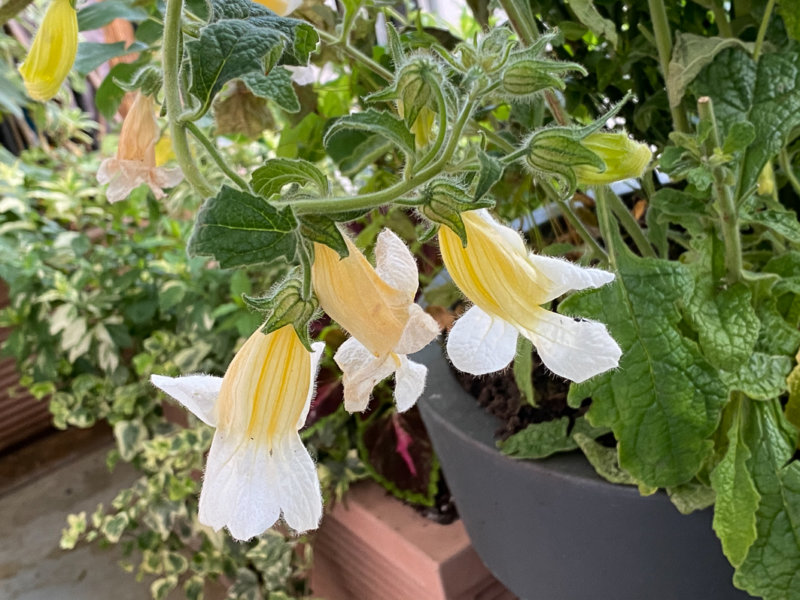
[151,325,324,541]
[18,0,78,101]
[439,210,621,382]
[253,0,302,15]
[311,230,440,413]
[572,131,652,186]
[97,92,183,203]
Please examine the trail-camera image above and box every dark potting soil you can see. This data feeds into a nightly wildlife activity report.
[453,353,587,441]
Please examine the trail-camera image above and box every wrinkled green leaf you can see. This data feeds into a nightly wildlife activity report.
[242,67,300,113]
[298,215,349,258]
[77,0,148,31]
[565,0,617,48]
[734,401,800,599]
[743,209,800,244]
[711,400,760,568]
[74,42,146,75]
[573,433,637,485]
[562,235,727,488]
[666,480,715,515]
[720,353,792,400]
[189,186,297,269]
[499,416,607,459]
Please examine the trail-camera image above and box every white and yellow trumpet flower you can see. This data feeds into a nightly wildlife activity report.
[439,210,621,382]
[18,0,77,101]
[97,92,183,203]
[151,325,324,541]
[312,230,440,413]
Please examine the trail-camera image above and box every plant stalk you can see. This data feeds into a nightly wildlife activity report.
[647,0,689,133]
[698,96,742,284]
[317,29,393,82]
[185,122,251,192]
[753,0,776,61]
[605,189,656,257]
[163,0,213,197]
[0,0,33,26]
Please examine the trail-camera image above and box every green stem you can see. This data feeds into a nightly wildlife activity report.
[753,0,776,61]
[317,29,393,82]
[292,96,477,215]
[297,243,313,300]
[605,188,656,257]
[0,0,33,27]
[698,96,742,284]
[647,0,689,133]
[558,197,608,261]
[780,148,800,197]
[595,187,618,269]
[497,0,538,45]
[475,124,515,153]
[185,122,250,192]
[163,0,213,197]
[710,0,733,37]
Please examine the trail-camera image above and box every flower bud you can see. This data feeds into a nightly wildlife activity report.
[525,128,605,196]
[757,162,775,196]
[395,56,443,129]
[502,59,566,96]
[18,0,78,101]
[572,132,652,186]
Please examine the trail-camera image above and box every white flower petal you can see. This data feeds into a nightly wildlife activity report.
[446,305,519,375]
[198,431,280,541]
[334,337,395,412]
[273,434,323,533]
[395,303,440,354]
[527,254,615,302]
[150,165,184,191]
[150,374,220,426]
[394,357,427,412]
[374,228,419,300]
[297,342,325,429]
[522,308,622,383]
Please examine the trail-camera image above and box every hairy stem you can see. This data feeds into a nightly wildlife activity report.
[317,29,393,82]
[163,0,213,196]
[185,122,250,192]
[698,96,742,284]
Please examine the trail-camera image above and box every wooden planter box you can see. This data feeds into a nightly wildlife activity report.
[311,481,515,600]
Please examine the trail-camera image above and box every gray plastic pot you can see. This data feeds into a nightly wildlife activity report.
[415,344,751,600]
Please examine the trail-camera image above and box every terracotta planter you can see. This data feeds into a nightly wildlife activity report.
[416,344,750,600]
[310,481,514,600]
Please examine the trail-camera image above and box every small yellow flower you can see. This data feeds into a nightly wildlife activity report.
[18,0,78,101]
[152,325,325,540]
[253,0,302,15]
[573,132,652,186]
[439,210,621,382]
[757,162,775,196]
[97,92,183,202]
[312,230,439,412]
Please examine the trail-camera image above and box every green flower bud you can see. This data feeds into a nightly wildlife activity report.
[419,180,494,246]
[395,56,444,128]
[502,59,566,96]
[525,128,606,196]
[573,132,652,186]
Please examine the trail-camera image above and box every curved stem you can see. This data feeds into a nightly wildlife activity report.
[185,122,250,192]
[541,183,607,261]
[753,0,776,62]
[710,0,733,37]
[780,148,800,197]
[163,0,213,197]
[292,96,477,215]
[596,187,618,269]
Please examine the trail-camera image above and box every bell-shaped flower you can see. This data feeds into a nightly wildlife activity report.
[18,0,78,101]
[97,92,183,203]
[151,325,325,541]
[253,0,302,15]
[311,230,440,413]
[439,210,621,382]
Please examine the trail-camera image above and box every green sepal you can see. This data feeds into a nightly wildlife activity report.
[419,180,494,246]
[245,275,319,351]
[297,215,349,258]
[251,158,329,199]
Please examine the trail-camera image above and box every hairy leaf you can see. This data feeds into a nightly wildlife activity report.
[242,67,300,113]
[251,158,328,198]
[188,186,297,268]
[720,353,792,400]
[499,416,608,459]
[562,236,727,488]
[324,109,416,156]
[475,149,504,200]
